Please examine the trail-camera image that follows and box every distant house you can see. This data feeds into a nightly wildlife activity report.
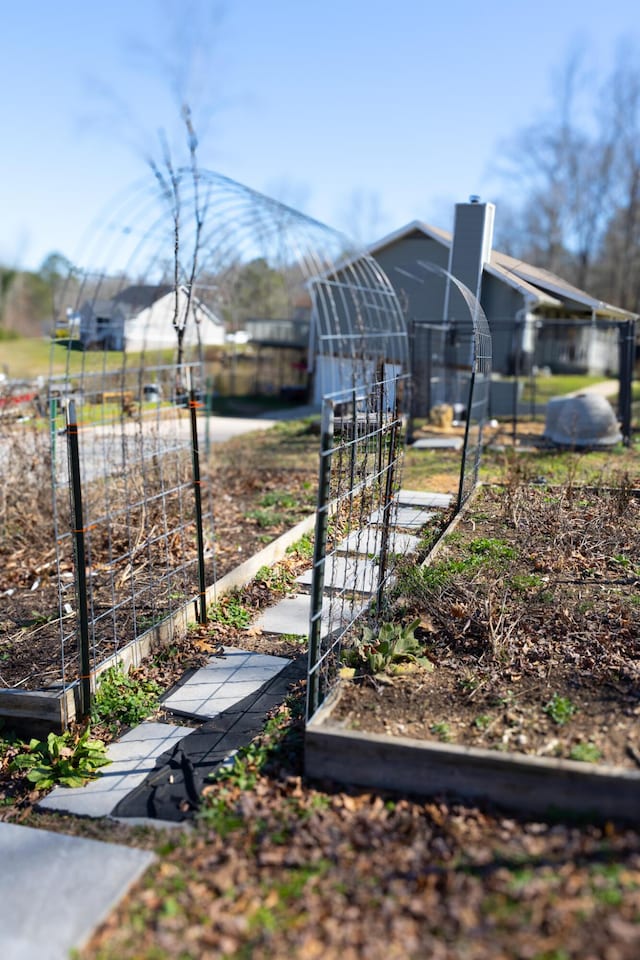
[310,203,637,412]
[366,216,636,377]
[79,285,225,352]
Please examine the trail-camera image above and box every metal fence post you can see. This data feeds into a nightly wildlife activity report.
[190,388,208,625]
[376,393,400,614]
[66,400,92,718]
[619,320,634,447]
[307,400,334,718]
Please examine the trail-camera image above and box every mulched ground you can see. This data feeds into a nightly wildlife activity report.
[333,481,640,770]
[4,423,640,958]
[77,676,640,960]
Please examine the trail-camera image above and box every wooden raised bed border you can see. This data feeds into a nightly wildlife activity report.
[305,695,640,823]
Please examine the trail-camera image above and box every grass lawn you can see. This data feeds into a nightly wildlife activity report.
[520,373,612,404]
[1,337,175,380]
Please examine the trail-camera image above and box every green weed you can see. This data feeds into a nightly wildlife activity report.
[91,666,161,731]
[10,727,111,789]
[474,714,492,731]
[468,537,517,562]
[207,593,251,629]
[544,693,577,726]
[569,741,601,763]
[510,573,544,591]
[430,722,452,742]
[255,563,295,593]
[286,532,314,560]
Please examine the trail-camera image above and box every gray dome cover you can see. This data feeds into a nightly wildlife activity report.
[544,394,621,447]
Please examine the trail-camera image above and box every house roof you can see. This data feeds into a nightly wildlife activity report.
[112,283,223,325]
[363,220,637,320]
[112,285,173,311]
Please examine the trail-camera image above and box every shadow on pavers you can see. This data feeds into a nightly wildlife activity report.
[112,659,306,823]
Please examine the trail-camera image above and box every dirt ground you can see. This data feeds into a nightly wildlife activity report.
[334,480,640,770]
[4,430,640,959]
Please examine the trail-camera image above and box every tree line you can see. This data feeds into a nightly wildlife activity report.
[4,41,640,341]
[494,43,640,315]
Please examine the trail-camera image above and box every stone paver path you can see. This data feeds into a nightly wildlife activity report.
[0,821,154,960]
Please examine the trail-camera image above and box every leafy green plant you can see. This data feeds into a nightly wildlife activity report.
[569,741,601,763]
[343,619,432,674]
[207,593,252,629]
[10,727,111,789]
[286,531,314,560]
[246,508,287,528]
[474,714,492,731]
[258,490,297,510]
[255,563,295,593]
[544,693,577,726]
[430,722,452,742]
[509,573,544,592]
[91,665,161,731]
[469,537,517,563]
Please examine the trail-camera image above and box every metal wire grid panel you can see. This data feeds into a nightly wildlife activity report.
[49,361,212,705]
[397,261,492,511]
[305,250,410,721]
[306,369,410,720]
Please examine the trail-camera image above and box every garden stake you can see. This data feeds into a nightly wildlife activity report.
[307,400,334,717]
[190,388,208,625]
[66,400,92,717]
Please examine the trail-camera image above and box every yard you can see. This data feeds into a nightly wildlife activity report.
[1,416,640,958]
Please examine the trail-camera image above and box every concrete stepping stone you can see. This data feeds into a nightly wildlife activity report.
[369,505,437,529]
[254,592,366,638]
[411,436,463,450]
[38,721,186,819]
[0,820,154,960]
[161,647,290,720]
[396,489,452,508]
[336,528,420,558]
[296,555,379,594]
[112,660,307,823]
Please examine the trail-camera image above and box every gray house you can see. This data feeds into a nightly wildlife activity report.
[310,200,637,414]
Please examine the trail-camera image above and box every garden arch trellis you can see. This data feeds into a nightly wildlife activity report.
[1,168,491,734]
[38,169,413,725]
[305,255,492,720]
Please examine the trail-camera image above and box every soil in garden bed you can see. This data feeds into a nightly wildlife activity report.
[333,481,640,770]
[0,422,319,690]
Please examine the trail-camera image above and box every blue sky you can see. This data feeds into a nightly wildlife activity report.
[0,0,637,271]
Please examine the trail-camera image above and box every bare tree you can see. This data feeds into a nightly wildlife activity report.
[594,46,640,311]
[495,49,617,290]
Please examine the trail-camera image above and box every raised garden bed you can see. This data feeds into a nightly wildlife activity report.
[306,479,640,821]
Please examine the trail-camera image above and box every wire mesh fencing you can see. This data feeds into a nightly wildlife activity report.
[306,368,410,720]
[51,361,212,708]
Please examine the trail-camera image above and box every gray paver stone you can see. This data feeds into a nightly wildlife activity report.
[296,555,379,594]
[411,437,463,450]
[336,528,419,557]
[162,647,289,719]
[369,505,437,529]
[38,721,186,818]
[254,592,366,638]
[0,821,154,960]
[396,489,452,508]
